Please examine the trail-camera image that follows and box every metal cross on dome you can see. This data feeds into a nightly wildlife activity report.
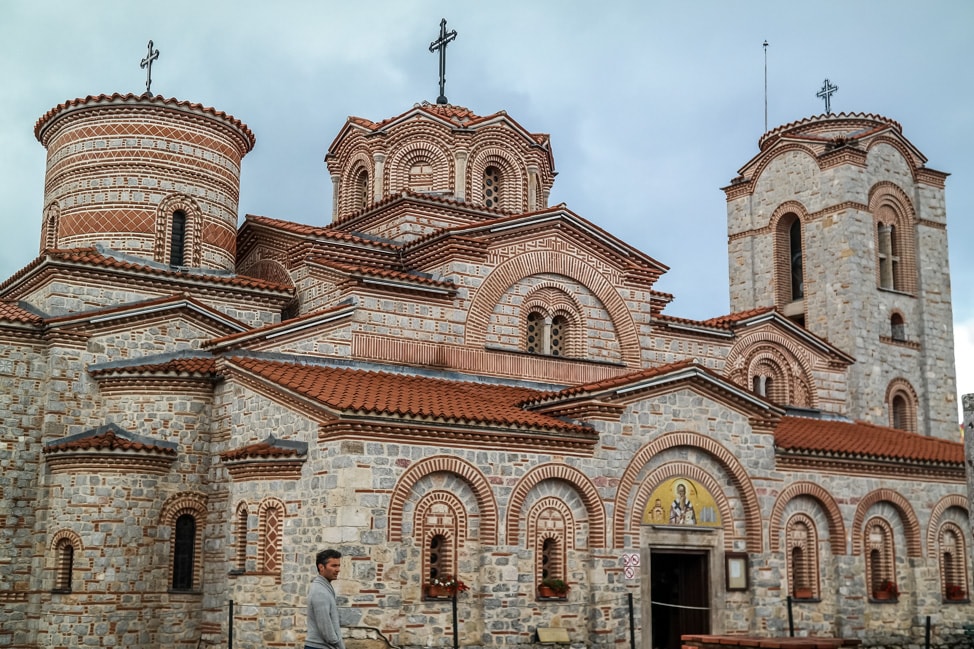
[429,18,457,105]
[141,40,160,95]
[817,78,838,114]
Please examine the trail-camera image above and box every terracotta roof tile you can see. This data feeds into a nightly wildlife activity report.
[523,360,700,405]
[244,214,401,249]
[232,357,587,433]
[775,415,963,465]
[34,93,254,150]
[220,436,308,461]
[700,307,777,328]
[204,301,356,348]
[89,356,218,377]
[308,258,456,289]
[0,248,293,294]
[0,301,43,324]
[44,423,177,455]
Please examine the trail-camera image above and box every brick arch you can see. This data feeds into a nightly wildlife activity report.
[238,258,295,287]
[866,136,925,184]
[850,488,922,557]
[42,201,60,252]
[155,193,203,267]
[769,482,846,555]
[338,152,375,214]
[725,332,819,409]
[469,146,524,212]
[884,377,918,432]
[386,135,453,194]
[160,491,208,526]
[388,455,498,544]
[746,144,820,196]
[630,462,738,550]
[465,251,641,366]
[869,181,918,295]
[612,431,763,552]
[505,463,606,548]
[523,283,586,359]
[257,497,286,576]
[50,528,84,552]
[926,494,969,559]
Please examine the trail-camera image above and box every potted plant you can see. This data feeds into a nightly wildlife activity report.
[945,583,966,600]
[873,579,899,600]
[538,577,570,599]
[426,574,468,599]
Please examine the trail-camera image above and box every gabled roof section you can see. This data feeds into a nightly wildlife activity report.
[220,435,308,461]
[662,307,854,363]
[329,102,551,157]
[241,214,401,251]
[776,415,963,467]
[522,359,782,422]
[44,422,179,454]
[403,205,668,278]
[227,356,590,436]
[204,300,357,351]
[307,258,457,295]
[45,294,247,334]
[0,247,294,297]
[88,353,218,379]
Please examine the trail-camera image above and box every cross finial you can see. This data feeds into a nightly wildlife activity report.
[428,18,458,105]
[140,40,160,95]
[816,78,838,114]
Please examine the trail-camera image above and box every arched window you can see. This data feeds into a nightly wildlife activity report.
[872,190,917,295]
[234,504,248,573]
[526,311,544,354]
[787,515,819,599]
[484,165,502,209]
[890,313,906,341]
[789,218,804,300]
[170,210,187,267]
[53,538,74,593]
[940,523,969,601]
[354,168,369,210]
[429,533,449,582]
[172,513,196,590]
[550,314,568,356]
[891,394,909,431]
[865,519,897,601]
[532,501,570,600]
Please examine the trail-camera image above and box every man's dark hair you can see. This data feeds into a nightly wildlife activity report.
[316,548,342,568]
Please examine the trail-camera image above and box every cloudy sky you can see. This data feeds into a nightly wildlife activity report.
[1,0,971,418]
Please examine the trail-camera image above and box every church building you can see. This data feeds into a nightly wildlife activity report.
[0,40,968,649]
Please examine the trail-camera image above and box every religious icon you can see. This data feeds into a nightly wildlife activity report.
[669,480,696,525]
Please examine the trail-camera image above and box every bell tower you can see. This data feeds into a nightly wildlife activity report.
[724,113,957,438]
[35,93,255,272]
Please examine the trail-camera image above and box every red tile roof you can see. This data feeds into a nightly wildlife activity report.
[0,301,43,324]
[34,93,255,150]
[775,415,963,465]
[89,356,218,377]
[0,248,293,294]
[231,357,588,434]
[220,436,307,461]
[44,423,177,455]
[308,258,456,290]
[244,214,401,249]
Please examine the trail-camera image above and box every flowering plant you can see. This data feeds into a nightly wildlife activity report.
[946,583,966,599]
[429,574,468,593]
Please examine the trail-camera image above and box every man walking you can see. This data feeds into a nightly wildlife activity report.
[306,549,345,649]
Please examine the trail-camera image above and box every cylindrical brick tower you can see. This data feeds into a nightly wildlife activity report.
[34,93,255,272]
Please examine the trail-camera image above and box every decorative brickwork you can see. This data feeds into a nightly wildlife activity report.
[850,489,922,557]
[768,481,846,555]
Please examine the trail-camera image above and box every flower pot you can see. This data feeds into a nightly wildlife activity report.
[427,584,455,599]
[794,587,813,599]
[873,589,892,601]
[538,585,566,599]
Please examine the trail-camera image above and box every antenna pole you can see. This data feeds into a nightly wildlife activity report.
[763,40,768,132]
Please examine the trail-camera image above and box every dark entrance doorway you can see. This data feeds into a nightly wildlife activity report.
[650,550,710,649]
